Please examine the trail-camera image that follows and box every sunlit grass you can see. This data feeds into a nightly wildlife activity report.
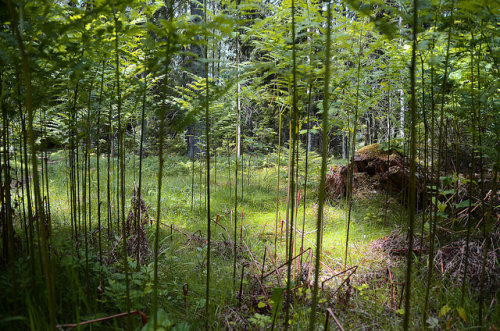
[46,152,403,268]
[4,152,491,329]
[33,153,416,328]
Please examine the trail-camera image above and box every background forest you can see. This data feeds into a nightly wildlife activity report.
[0,0,499,329]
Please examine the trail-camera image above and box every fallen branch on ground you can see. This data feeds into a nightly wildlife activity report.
[57,310,147,330]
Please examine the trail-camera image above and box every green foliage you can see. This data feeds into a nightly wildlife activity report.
[1,0,499,329]
[141,309,190,331]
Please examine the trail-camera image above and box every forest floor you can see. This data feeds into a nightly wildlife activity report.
[3,152,497,330]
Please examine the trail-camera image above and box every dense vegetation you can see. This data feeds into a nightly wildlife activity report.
[0,0,498,329]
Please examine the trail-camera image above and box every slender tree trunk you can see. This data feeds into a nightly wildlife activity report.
[233,0,240,286]
[423,44,437,324]
[344,27,362,269]
[284,0,298,326]
[476,26,491,327]
[153,1,173,327]
[285,113,292,260]
[418,54,428,259]
[299,73,313,270]
[1,73,17,313]
[82,74,95,302]
[7,1,57,328]
[241,153,244,201]
[191,125,196,211]
[402,0,418,329]
[97,60,105,277]
[274,104,283,258]
[478,147,498,325]
[204,0,212,326]
[136,66,147,268]
[112,8,131,329]
[308,4,331,329]
[107,76,113,239]
[461,30,477,306]
[17,78,35,277]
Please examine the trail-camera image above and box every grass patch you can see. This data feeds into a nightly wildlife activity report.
[1,154,496,329]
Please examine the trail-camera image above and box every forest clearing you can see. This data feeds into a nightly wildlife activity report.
[0,0,499,330]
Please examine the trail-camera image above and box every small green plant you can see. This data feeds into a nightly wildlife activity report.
[248,313,272,330]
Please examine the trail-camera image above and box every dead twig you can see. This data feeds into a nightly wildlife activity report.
[266,245,283,286]
[457,189,492,217]
[321,265,358,290]
[57,310,147,330]
[387,266,396,309]
[262,248,311,280]
[324,308,345,331]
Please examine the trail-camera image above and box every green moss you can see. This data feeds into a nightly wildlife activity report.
[357,143,401,162]
[357,143,386,158]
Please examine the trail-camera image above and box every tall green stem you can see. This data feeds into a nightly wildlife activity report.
[308,3,331,330]
[112,6,131,328]
[284,0,298,327]
[204,0,212,326]
[423,2,453,324]
[153,1,173,328]
[7,1,56,328]
[233,0,240,287]
[402,0,418,329]
[344,24,362,269]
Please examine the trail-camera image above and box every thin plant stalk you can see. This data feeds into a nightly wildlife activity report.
[7,1,56,328]
[233,0,240,287]
[402,0,418,328]
[344,25,363,269]
[284,0,298,327]
[204,0,212,326]
[153,0,173,328]
[112,6,131,328]
[308,3,331,330]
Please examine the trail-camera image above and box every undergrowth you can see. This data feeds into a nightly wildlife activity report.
[0,154,497,330]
